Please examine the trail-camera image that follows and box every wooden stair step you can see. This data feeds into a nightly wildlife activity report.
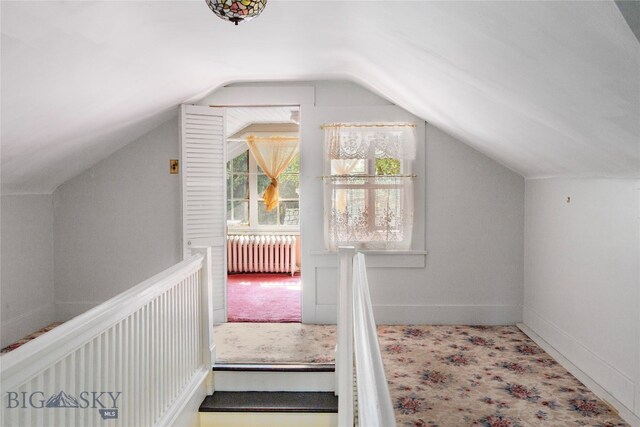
[213,363,335,373]
[199,391,338,413]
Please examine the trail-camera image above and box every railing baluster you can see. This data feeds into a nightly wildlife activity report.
[171,286,177,399]
[115,322,123,427]
[152,297,159,423]
[132,313,138,427]
[189,274,196,371]
[175,285,181,392]
[23,381,32,427]
[59,359,66,426]
[179,280,186,387]
[68,350,76,426]
[160,292,166,414]
[86,338,94,427]
[34,374,44,427]
[125,317,133,427]
[141,308,146,426]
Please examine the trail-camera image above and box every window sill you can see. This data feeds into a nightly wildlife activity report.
[310,250,427,268]
[228,228,300,235]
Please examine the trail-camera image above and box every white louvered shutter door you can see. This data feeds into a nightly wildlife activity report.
[180,104,227,323]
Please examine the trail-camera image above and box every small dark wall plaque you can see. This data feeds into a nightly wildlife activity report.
[170,159,179,174]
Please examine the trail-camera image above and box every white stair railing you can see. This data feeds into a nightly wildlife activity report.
[1,248,216,427]
[336,247,396,427]
[336,247,355,426]
[352,252,396,427]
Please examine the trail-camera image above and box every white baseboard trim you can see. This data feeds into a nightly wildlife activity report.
[160,367,210,427]
[518,318,640,427]
[0,303,56,348]
[522,307,637,413]
[314,304,522,325]
[55,301,102,321]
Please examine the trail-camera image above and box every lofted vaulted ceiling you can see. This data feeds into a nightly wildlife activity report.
[1,1,638,194]
[226,106,299,140]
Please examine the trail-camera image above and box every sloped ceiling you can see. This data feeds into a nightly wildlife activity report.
[226,106,298,139]
[1,1,638,194]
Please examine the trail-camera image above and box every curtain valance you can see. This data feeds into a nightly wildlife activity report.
[323,123,416,160]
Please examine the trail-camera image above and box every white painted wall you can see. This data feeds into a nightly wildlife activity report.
[523,178,640,419]
[0,195,55,347]
[53,116,182,320]
[203,81,525,325]
[46,81,524,326]
[49,81,524,325]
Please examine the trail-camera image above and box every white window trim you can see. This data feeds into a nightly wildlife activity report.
[323,123,416,252]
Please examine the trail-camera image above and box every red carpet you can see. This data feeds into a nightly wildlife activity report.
[227,274,301,323]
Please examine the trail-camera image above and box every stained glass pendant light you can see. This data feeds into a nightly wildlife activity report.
[205,0,267,25]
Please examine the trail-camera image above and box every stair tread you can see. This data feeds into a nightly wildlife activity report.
[213,363,335,372]
[199,391,338,413]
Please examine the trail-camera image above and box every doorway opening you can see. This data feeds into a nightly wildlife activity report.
[225,106,301,323]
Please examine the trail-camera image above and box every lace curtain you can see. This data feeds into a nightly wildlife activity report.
[325,123,416,160]
[246,135,299,211]
[323,123,416,251]
[332,159,359,212]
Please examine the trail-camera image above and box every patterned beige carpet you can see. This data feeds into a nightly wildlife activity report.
[379,325,628,427]
[214,323,629,426]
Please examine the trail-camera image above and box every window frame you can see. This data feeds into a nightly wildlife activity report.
[325,157,415,252]
[227,149,300,233]
[329,158,410,236]
[226,151,250,226]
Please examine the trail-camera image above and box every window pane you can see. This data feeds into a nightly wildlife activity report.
[284,154,300,174]
[280,201,300,225]
[278,175,299,199]
[375,158,401,175]
[331,159,365,175]
[232,201,249,225]
[260,176,299,200]
[334,188,365,216]
[232,174,248,199]
[258,202,278,225]
[257,174,271,194]
[374,188,401,228]
[226,174,232,198]
[233,151,249,172]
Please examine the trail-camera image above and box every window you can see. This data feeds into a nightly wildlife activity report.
[323,123,416,250]
[227,151,249,225]
[227,150,300,230]
[257,155,300,226]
